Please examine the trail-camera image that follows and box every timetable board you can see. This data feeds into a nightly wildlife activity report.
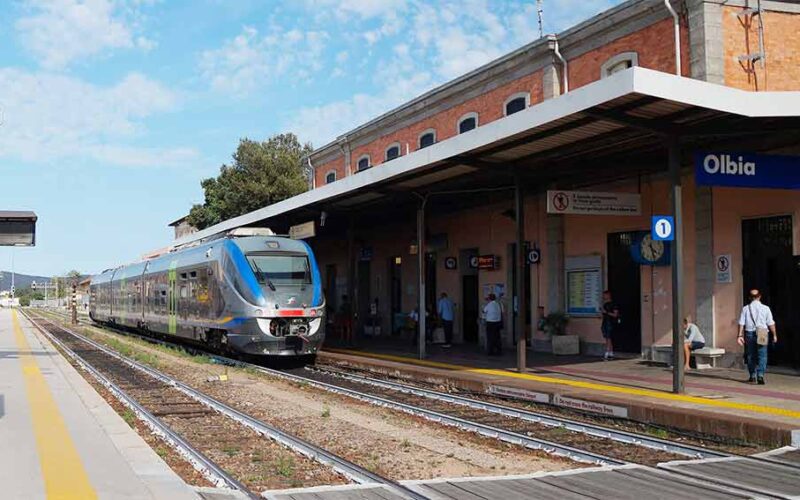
[565,255,602,316]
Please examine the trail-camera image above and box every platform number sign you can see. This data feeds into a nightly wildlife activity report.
[651,216,675,241]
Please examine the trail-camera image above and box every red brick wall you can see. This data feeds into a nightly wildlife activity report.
[314,158,346,187]
[568,17,690,90]
[348,70,543,173]
[314,16,698,187]
[723,7,800,91]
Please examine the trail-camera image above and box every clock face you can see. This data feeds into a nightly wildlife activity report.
[640,234,665,262]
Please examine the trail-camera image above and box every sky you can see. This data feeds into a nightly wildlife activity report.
[0,0,621,277]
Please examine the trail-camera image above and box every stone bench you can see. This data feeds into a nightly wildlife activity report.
[649,345,725,369]
[692,347,725,369]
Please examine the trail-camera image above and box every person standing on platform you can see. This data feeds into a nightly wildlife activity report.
[683,316,705,371]
[738,289,777,385]
[483,293,503,355]
[600,290,619,360]
[437,292,455,348]
[338,294,353,346]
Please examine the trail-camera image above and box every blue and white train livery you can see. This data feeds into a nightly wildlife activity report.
[89,230,325,358]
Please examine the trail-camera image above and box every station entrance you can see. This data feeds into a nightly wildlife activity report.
[742,215,800,367]
[607,232,642,354]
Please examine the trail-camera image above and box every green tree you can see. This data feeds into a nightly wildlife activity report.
[187,134,312,230]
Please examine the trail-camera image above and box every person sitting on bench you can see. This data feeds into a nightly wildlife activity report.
[683,316,705,370]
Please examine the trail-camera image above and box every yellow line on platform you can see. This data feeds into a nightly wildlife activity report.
[325,348,800,420]
[12,310,97,500]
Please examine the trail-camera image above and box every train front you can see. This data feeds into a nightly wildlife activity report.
[222,236,326,357]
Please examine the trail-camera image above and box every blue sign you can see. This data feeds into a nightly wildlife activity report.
[652,216,674,241]
[695,152,800,189]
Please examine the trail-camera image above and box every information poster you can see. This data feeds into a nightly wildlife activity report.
[566,269,601,315]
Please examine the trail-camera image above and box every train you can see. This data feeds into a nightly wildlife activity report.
[89,229,326,358]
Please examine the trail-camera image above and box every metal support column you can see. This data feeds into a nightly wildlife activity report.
[417,203,427,360]
[347,216,356,344]
[669,137,685,394]
[514,172,527,372]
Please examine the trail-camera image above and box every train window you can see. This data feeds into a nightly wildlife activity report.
[190,271,197,278]
[246,253,312,286]
[180,286,188,298]
[180,272,188,280]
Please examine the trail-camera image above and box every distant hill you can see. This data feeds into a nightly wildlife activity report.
[0,271,52,292]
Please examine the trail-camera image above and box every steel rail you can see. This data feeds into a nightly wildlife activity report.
[40,309,800,472]
[33,310,622,465]
[21,310,258,498]
[309,365,726,459]
[27,312,429,500]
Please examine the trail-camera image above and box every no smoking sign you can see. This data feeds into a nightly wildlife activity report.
[716,254,732,283]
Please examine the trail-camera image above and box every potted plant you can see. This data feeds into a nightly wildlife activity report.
[541,312,579,355]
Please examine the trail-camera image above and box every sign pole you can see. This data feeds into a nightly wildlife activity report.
[515,171,527,373]
[669,137,685,394]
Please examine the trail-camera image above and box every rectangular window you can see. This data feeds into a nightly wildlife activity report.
[246,253,312,286]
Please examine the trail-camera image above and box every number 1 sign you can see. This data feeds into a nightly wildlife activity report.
[651,216,675,241]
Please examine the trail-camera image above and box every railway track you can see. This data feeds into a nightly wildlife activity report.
[22,310,428,500]
[35,309,800,498]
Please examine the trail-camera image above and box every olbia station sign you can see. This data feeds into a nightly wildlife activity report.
[695,152,800,189]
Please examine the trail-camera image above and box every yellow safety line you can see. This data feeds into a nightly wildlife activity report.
[12,311,97,500]
[325,348,800,420]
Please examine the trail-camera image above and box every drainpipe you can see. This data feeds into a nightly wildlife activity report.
[338,136,351,176]
[663,0,681,75]
[306,157,315,190]
[552,38,568,93]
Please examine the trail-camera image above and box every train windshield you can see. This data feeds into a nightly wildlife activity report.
[246,253,311,286]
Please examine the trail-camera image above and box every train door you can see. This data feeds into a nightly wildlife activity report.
[607,232,642,354]
[168,260,178,335]
[460,248,479,343]
[742,215,799,367]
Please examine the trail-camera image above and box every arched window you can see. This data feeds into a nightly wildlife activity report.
[356,155,371,171]
[457,112,479,134]
[385,143,401,161]
[601,52,639,78]
[504,92,529,116]
[418,129,436,149]
[325,171,336,184]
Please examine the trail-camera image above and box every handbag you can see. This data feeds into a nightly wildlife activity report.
[748,305,770,346]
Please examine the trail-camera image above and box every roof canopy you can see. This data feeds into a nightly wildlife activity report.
[174,67,800,246]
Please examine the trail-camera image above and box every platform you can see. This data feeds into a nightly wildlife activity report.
[319,341,800,446]
[0,308,200,499]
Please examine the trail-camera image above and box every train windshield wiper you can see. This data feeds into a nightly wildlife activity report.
[251,259,276,291]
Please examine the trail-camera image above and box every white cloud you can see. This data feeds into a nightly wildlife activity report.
[200,26,329,96]
[0,68,197,167]
[16,0,154,69]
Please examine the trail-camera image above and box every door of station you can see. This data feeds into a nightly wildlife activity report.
[742,215,799,367]
[607,232,642,354]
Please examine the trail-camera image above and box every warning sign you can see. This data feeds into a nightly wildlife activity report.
[716,254,732,283]
[546,190,641,216]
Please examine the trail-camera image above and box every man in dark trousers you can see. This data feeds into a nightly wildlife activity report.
[437,292,455,348]
[483,293,503,355]
[601,290,619,360]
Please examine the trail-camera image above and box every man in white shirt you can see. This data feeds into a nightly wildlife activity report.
[737,289,777,385]
[437,292,455,348]
[483,293,503,355]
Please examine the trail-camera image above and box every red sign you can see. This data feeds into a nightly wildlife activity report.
[478,255,500,270]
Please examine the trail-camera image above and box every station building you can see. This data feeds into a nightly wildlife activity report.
[174,0,800,368]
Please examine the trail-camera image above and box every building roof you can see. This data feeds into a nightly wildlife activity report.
[168,215,189,226]
[172,67,800,248]
[0,211,37,221]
